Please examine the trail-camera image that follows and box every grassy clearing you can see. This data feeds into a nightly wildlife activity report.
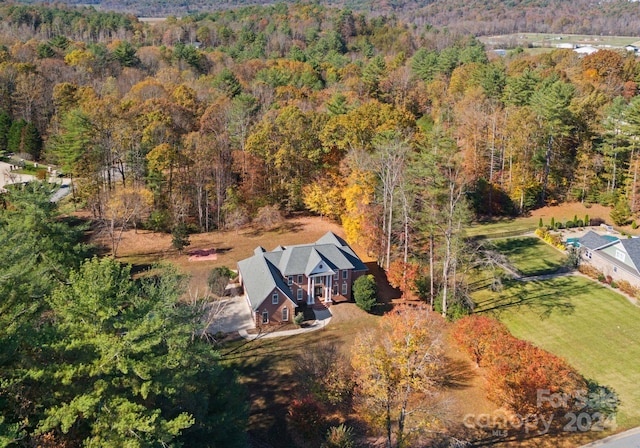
[464,217,539,238]
[491,237,567,276]
[473,276,640,429]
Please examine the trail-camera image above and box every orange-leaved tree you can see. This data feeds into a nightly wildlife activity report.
[386,260,420,299]
[351,305,449,448]
[451,315,510,367]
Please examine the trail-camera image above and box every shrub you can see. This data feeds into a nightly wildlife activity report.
[293,311,305,326]
[616,279,638,297]
[597,274,605,282]
[578,264,600,279]
[288,396,324,440]
[452,316,587,416]
[254,204,284,229]
[538,217,543,228]
[606,275,613,284]
[171,222,191,252]
[610,281,617,289]
[566,220,575,229]
[633,221,638,230]
[208,266,235,297]
[550,217,555,228]
[323,424,355,448]
[585,214,590,226]
[576,219,584,227]
[353,274,377,312]
[147,209,171,232]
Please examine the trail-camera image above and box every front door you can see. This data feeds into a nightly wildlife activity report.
[314,285,323,300]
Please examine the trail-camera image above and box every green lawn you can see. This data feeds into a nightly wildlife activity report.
[464,217,539,238]
[491,237,567,276]
[473,276,640,428]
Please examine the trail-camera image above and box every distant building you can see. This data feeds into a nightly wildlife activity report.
[556,43,576,49]
[574,46,599,56]
[625,45,639,54]
[493,49,507,57]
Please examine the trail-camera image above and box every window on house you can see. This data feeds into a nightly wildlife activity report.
[342,282,347,295]
[616,250,625,262]
[333,285,338,295]
[614,266,618,273]
[297,289,303,300]
[272,293,279,304]
[298,274,303,284]
[319,263,323,270]
[333,273,338,281]
[282,307,289,321]
[262,311,268,324]
[342,270,348,279]
[288,276,293,285]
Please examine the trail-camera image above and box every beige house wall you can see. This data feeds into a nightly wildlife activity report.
[582,250,640,288]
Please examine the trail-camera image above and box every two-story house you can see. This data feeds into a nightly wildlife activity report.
[237,232,368,327]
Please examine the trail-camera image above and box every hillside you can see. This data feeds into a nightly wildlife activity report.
[12,0,640,36]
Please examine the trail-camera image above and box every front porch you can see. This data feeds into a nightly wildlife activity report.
[305,273,334,306]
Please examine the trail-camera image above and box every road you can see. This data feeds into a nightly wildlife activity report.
[580,427,640,448]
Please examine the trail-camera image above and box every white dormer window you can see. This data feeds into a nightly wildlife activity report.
[272,292,279,304]
[615,250,625,262]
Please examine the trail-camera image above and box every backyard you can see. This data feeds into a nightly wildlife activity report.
[473,266,640,429]
[491,236,567,276]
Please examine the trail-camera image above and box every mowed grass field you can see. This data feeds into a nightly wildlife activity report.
[491,237,567,276]
[474,275,640,428]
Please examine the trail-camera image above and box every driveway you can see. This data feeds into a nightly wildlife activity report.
[206,295,255,335]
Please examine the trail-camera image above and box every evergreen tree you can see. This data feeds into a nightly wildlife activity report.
[0,111,11,152]
[6,119,26,154]
[353,274,377,311]
[21,122,42,160]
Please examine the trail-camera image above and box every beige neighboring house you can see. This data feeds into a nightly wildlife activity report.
[579,230,640,286]
[237,232,368,327]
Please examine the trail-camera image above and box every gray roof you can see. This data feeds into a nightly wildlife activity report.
[619,238,640,271]
[238,253,295,311]
[272,232,368,275]
[238,232,368,308]
[579,231,615,250]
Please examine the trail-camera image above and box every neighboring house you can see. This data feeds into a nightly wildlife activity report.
[237,232,368,327]
[579,230,640,287]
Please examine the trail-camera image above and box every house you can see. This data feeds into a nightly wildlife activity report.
[578,230,640,286]
[237,232,368,327]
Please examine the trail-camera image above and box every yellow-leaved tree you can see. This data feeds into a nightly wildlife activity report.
[103,186,153,257]
[351,305,449,448]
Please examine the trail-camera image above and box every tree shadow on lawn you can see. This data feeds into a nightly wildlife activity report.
[223,333,343,447]
[438,356,477,389]
[243,221,304,238]
[475,278,580,319]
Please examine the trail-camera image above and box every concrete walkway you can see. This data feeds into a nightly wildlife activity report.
[238,308,332,340]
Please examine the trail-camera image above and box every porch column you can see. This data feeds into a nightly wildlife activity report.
[311,276,315,303]
[325,274,330,302]
[307,275,311,301]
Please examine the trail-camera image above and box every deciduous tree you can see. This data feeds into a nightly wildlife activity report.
[351,306,448,448]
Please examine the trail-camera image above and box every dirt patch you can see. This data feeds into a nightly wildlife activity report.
[188,248,218,261]
[529,202,610,223]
